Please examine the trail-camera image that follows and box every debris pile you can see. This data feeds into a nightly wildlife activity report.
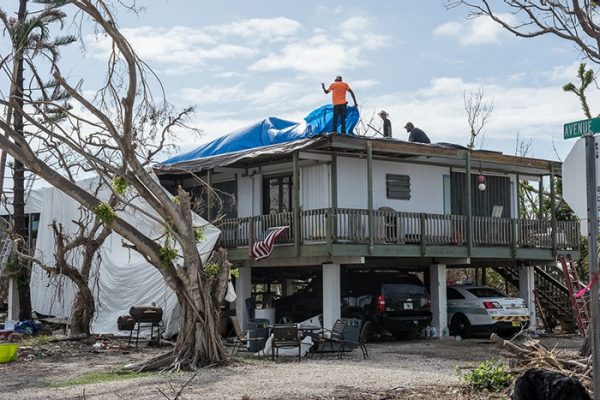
[490,333,591,390]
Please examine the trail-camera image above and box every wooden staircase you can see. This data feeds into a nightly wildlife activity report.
[492,265,576,333]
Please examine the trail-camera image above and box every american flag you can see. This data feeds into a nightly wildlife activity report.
[250,226,289,261]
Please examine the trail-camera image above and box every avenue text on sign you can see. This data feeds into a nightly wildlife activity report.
[564,118,600,139]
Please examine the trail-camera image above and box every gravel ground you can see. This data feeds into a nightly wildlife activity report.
[0,334,584,400]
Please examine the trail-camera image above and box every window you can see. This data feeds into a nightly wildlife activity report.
[467,287,507,298]
[386,174,411,200]
[263,175,293,214]
[447,288,465,300]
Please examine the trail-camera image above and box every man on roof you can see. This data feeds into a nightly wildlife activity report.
[404,122,431,144]
[378,110,392,138]
[321,75,357,134]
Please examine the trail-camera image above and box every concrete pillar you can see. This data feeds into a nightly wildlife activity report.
[235,266,252,330]
[7,278,19,321]
[429,264,448,337]
[519,265,537,334]
[322,263,341,331]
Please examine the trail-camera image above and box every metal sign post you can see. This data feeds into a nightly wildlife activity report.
[584,133,600,398]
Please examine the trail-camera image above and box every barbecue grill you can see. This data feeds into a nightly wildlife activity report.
[124,305,163,347]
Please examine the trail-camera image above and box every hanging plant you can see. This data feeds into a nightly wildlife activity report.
[112,176,129,195]
[230,268,240,279]
[94,202,116,226]
[159,245,178,266]
[193,226,205,243]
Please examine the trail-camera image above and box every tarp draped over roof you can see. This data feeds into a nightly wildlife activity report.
[160,104,359,166]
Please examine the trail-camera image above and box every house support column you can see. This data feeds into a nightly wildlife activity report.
[550,169,557,256]
[322,263,341,331]
[519,265,537,335]
[429,264,448,337]
[465,152,473,256]
[235,266,252,330]
[367,142,374,254]
[7,277,19,321]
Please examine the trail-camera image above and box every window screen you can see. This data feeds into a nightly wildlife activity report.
[386,174,411,200]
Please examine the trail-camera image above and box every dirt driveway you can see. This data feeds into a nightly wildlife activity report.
[0,335,584,400]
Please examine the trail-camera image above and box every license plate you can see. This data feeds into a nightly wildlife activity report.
[403,303,413,310]
[511,320,521,327]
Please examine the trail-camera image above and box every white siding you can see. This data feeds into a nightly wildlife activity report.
[337,156,448,213]
[237,174,262,217]
[301,164,330,210]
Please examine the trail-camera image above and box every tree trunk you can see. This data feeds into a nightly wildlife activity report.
[131,259,229,372]
[69,285,95,337]
[14,0,31,321]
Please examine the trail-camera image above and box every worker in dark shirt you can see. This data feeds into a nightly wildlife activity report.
[378,110,392,138]
[404,122,431,144]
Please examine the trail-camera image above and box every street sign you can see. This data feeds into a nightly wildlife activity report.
[564,117,600,139]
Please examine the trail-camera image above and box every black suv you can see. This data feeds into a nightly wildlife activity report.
[274,270,431,339]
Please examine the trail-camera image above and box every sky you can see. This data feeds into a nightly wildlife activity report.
[8,0,600,162]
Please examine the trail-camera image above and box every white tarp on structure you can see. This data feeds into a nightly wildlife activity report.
[29,179,220,337]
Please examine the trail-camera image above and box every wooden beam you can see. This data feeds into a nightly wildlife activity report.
[367,142,374,254]
[207,169,213,221]
[550,169,557,256]
[465,152,473,256]
[299,151,332,162]
[293,151,300,256]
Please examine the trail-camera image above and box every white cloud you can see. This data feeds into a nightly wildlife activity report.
[207,17,302,41]
[547,61,581,82]
[432,21,463,37]
[432,14,518,46]
[87,18,301,73]
[363,75,590,159]
[249,17,389,75]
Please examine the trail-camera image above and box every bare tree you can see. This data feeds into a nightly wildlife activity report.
[464,88,494,149]
[0,0,231,370]
[447,1,600,64]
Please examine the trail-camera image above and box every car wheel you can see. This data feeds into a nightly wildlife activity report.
[451,314,473,339]
[277,312,295,324]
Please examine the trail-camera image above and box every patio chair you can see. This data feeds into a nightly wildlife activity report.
[358,321,371,359]
[337,319,362,359]
[271,324,301,362]
[230,316,264,356]
[311,318,353,357]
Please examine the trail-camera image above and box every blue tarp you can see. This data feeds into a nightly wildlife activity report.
[160,104,359,165]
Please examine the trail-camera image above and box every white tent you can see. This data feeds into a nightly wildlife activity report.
[27,179,220,337]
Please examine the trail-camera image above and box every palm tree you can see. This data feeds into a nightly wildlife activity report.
[0,0,75,319]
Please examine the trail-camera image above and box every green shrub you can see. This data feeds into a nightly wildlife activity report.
[460,359,512,392]
[112,176,129,195]
[204,262,220,277]
[94,202,116,226]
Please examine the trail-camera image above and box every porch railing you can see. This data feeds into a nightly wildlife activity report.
[217,208,580,251]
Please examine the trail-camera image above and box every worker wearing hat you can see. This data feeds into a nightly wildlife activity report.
[321,75,357,134]
[378,110,392,138]
[404,122,431,144]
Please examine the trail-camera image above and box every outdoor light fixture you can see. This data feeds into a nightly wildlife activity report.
[477,174,486,191]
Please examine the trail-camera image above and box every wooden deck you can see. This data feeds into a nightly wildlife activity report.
[217,208,579,262]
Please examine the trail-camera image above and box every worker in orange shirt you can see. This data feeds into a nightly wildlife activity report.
[321,75,357,134]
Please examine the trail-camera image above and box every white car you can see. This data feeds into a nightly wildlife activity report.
[447,285,530,338]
